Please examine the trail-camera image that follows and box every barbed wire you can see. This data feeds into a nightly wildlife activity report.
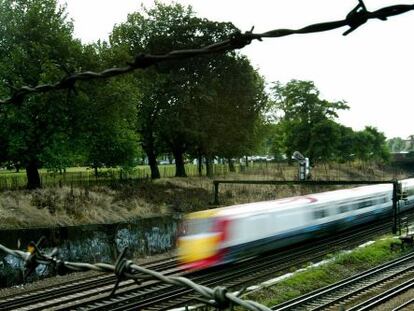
[0,239,271,311]
[0,0,413,106]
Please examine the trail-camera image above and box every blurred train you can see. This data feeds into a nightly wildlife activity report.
[177,179,414,270]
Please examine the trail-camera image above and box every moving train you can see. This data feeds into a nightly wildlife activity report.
[177,179,414,270]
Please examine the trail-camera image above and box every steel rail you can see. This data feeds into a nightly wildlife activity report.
[272,253,414,310]
[392,296,414,311]
[348,277,414,311]
[0,257,178,310]
[308,262,414,310]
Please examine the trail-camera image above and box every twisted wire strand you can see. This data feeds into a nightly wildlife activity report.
[0,242,271,311]
[0,243,30,261]
[0,2,413,105]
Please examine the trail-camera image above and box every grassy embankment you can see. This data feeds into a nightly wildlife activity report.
[242,237,409,308]
[0,162,409,229]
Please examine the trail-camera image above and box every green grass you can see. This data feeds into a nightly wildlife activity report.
[244,237,407,307]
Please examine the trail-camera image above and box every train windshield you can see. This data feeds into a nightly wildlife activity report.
[184,218,216,235]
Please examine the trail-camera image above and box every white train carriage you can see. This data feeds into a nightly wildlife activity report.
[178,179,414,270]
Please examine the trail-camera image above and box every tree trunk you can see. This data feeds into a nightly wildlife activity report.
[228,158,235,172]
[147,149,160,179]
[173,148,187,177]
[94,166,98,178]
[197,154,203,176]
[26,161,41,189]
[245,155,249,167]
[142,132,160,179]
[206,156,213,178]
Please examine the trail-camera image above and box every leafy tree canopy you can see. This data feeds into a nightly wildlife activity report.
[0,0,82,188]
[270,80,348,163]
[109,2,267,177]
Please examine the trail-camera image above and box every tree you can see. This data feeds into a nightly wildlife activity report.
[134,71,169,179]
[336,125,357,162]
[110,2,266,178]
[0,0,82,188]
[354,126,390,162]
[273,80,348,125]
[264,123,286,161]
[308,119,341,162]
[271,80,349,163]
[185,54,267,176]
[71,43,141,176]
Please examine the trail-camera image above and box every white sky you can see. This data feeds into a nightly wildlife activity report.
[59,0,414,139]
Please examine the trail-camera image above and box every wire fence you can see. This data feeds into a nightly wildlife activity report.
[0,161,406,192]
[0,239,271,311]
[1,0,414,105]
[0,163,243,191]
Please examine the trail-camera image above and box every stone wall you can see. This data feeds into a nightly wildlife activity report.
[0,215,181,287]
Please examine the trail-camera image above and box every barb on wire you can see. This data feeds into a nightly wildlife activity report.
[0,241,271,311]
[0,1,413,106]
[110,247,142,296]
[23,237,47,280]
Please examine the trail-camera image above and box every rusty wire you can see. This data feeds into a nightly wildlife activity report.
[0,240,271,311]
[0,1,414,106]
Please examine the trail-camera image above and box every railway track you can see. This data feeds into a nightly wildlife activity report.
[272,250,414,311]
[1,214,413,310]
[0,256,179,310]
[349,277,414,311]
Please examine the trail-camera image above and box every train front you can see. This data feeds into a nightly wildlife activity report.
[177,210,228,270]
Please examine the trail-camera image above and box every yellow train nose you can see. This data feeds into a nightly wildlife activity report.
[178,233,221,263]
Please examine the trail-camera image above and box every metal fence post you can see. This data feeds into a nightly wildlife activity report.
[392,179,399,235]
[213,181,219,205]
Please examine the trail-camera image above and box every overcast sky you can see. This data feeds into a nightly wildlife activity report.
[58,0,414,139]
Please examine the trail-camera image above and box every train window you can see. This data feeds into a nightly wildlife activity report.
[378,196,387,204]
[314,209,327,219]
[350,203,358,210]
[339,204,349,213]
[358,200,373,209]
